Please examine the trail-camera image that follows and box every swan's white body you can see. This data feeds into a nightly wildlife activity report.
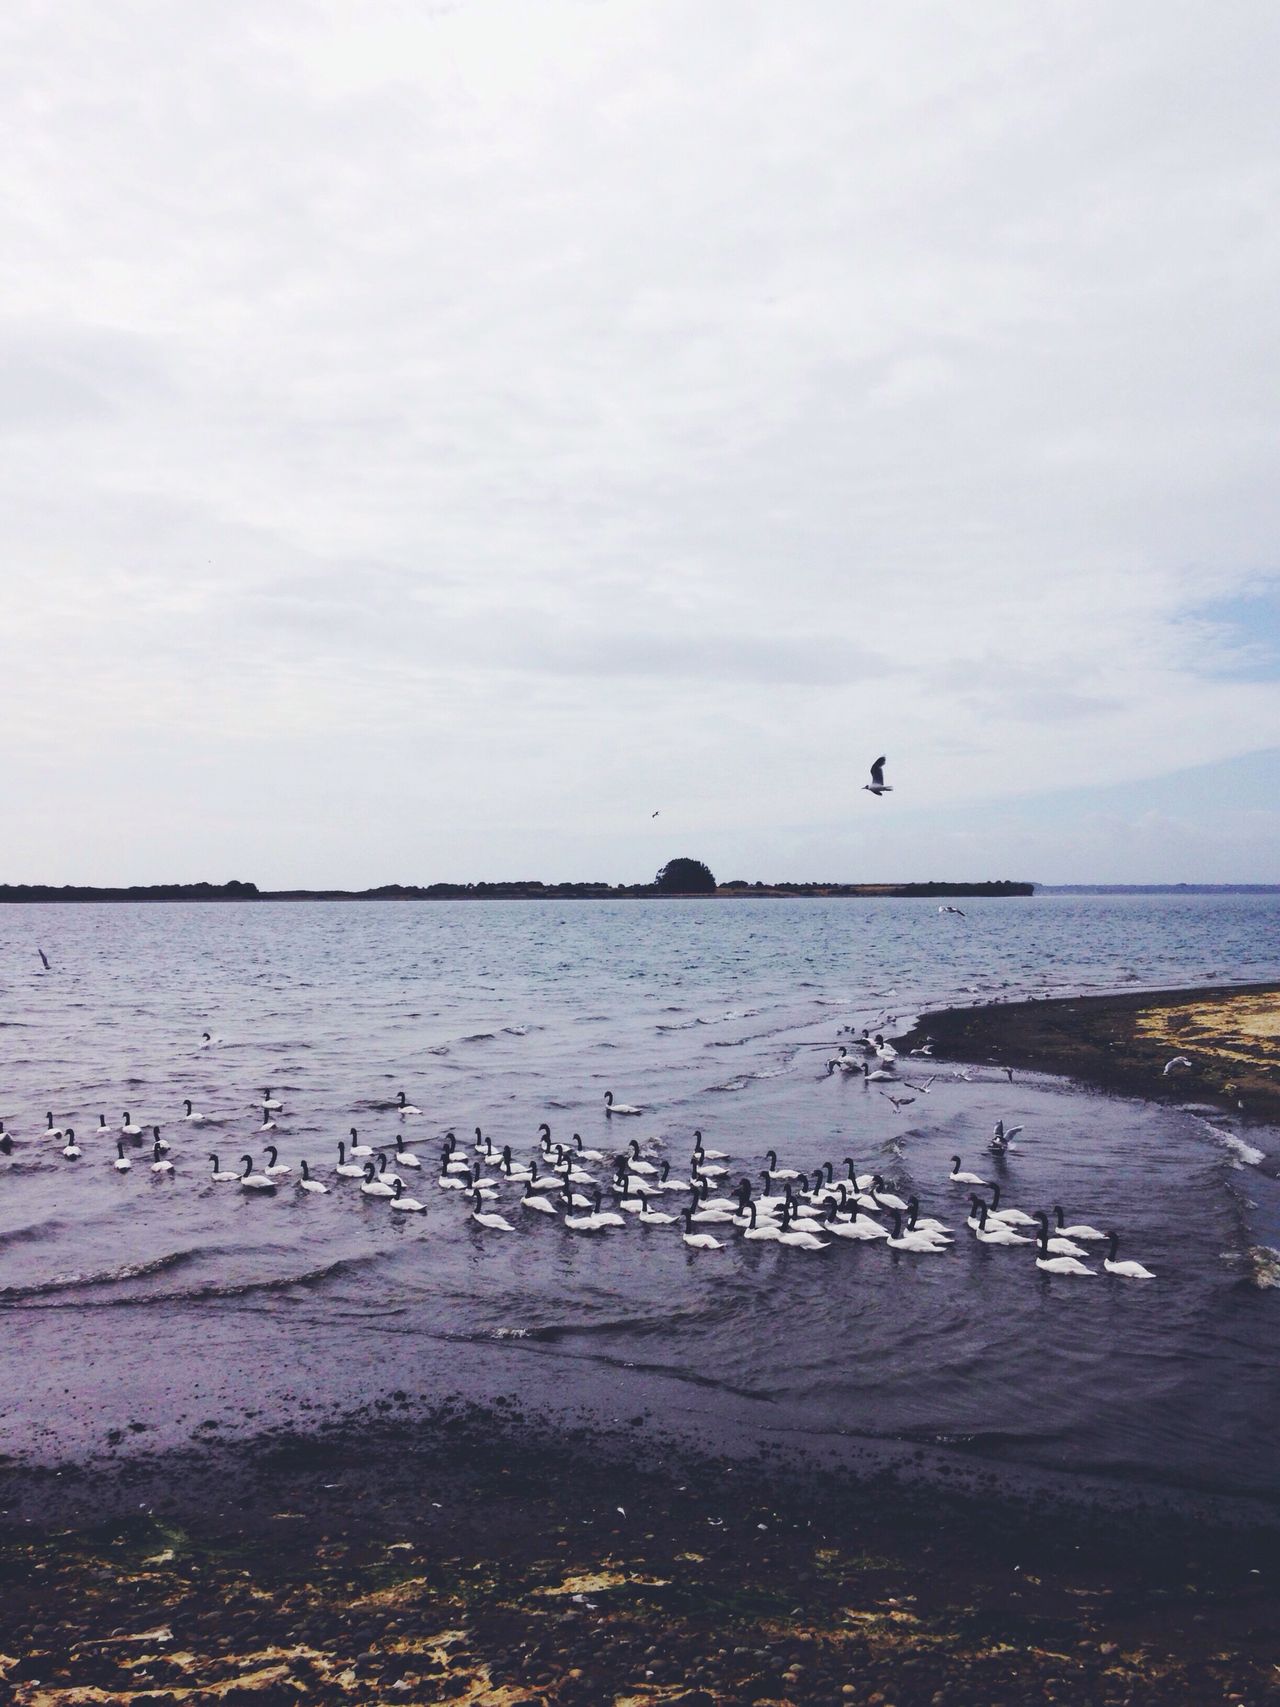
[604,1094,642,1115]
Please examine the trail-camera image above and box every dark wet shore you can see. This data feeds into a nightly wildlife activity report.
[2,1401,1278,1705]
[895,982,1280,1122]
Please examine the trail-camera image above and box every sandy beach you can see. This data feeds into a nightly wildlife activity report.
[894,982,1280,1123]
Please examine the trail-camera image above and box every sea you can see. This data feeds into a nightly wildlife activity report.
[1,892,1277,1509]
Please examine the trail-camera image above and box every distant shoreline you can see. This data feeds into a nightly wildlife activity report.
[0,879,1034,902]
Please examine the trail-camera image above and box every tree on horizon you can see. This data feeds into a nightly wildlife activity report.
[654,858,716,894]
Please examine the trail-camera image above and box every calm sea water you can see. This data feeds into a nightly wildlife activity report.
[1,894,1277,1503]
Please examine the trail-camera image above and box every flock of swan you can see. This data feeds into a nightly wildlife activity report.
[0,1072,1155,1278]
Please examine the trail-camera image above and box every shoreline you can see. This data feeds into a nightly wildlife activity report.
[2,1401,1278,1705]
[1,882,1034,903]
[894,980,1280,1123]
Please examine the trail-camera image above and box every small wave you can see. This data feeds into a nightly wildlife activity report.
[461,1032,496,1043]
[705,1075,752,1093]
[1201,1120,1266,1169]
[426,1045,451,1056]
[0,1247,206,1300]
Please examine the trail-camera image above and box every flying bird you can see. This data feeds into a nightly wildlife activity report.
[939,904,965,917]
[879,1092,916,1111]
[863,756,892,797]
[1162,1056,1194,1076]
[651,810,660,817]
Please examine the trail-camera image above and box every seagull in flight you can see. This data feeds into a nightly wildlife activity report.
[651,810,660,817]
[939,904,965,917]
[863,756,892,797]
[879,1092,916,1111]
[1162,1056,1194,1076]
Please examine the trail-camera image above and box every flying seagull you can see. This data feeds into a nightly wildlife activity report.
[1162,1056,1194,1076]
[863,756,891,797]
[939,904,965,917]
[651,810,660,817]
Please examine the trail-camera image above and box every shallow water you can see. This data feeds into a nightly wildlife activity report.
[1,894,1277,1502]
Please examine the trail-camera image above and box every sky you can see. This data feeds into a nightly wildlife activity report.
[3,0,1279,887]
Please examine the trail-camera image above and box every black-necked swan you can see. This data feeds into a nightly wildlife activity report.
[1053,1205,1106,1241]
[389,1179,426,1212]
[375,1152,404,1190]
[692,1129,727,1159]
[680,1208,724,1250]
[360,1162,395,1198]
[346,1128,372,1158]
[742,1202,782,1241]
[207,1153,239,1182]
[394,1134,422,1170]
[113,1140,132,1172]
[626,1139,657,1175]
[776,1205,829,1250]
[436,1160,472,1191]
[971,1202,1030,1246]
[520,1183,559,1215]
[470,1189,515,1231]
[182,1100,210,1124]
[905,1197,952,1240]
[572,1133,605,1162]
[655,1160,689,1193]
[637,1198,676,1225]
[584,1187,626,1228]
[335,1141,365,1178]
[691,1144,727,1179]
[45,1113,66,1141]
[298,1160,329,1194]
[258,1108,277,1134]
[1034,1225,1095,1274]
[827,1046,858,1072]
[1103,1232,1155,1279]
[840,1158,876,1191]
[97,1114,110,1137]
[396,1091,422,1115]
[869,1176,908,1213]
[261,1089,283,1111]
[262,1145,291,1178]
[949,1156,990,1186]
[61,1127,82,1160]
[149,1138,173,1174]
[764,1150,799,1182]
[885,1209,948,1252]
[120,1112,143,1138]
[239,1155,276,1192]
[986,1183,1036,1226]
[149,1124,170,1154]
[604,1092,642,1116]
[826,1199,889,1242]
[496,1146,532,1182]
[1031,1212,1088,1259]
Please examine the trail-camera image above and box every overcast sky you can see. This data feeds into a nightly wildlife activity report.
[4,0,1279,886]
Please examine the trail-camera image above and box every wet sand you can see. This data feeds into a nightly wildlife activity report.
[1,1401,1278,1706]
[895,982,1280,1121]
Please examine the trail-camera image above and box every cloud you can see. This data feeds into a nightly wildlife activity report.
[1,0,1278,882]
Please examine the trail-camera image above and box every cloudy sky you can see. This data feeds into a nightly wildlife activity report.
[4,0,1279,886]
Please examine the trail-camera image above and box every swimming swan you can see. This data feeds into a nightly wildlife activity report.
[604,1092,643,1115]
[389,1179,426,1212]
[239,1155,276,1192]
[207,1153,239,1182]
[1053,1205,1106,1242]
[949,1156,990,1186]
[1034,1225,1095,1275]
[1103,1232,1155,1278]
[298,1160,329,1194]
[470,1190,515,1231]
[680,1208,725,1250]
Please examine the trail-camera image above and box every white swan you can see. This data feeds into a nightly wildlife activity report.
[239,1155,276,1192]
[828,1046,860,1072]
[1103,1232,1155,1279]
[389,1180,426,1213]
[680,1209,724,1250]
[949,1156,990,1186]
[298,1160,329,1194]
[604,1092,643,1115]
[207,1153,239,1182]
[862,1065,895,1082]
